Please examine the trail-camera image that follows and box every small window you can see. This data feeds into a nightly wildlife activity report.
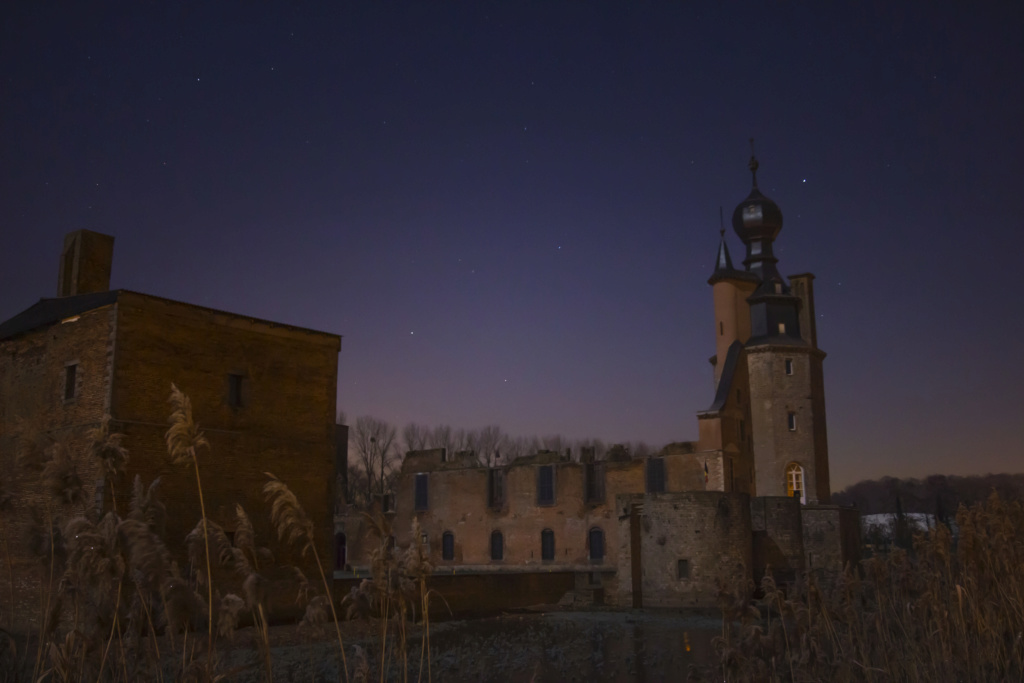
[335,533,347,569]
[537,465,555,506]
[414,473,429,511]
[777,322,786,335]
[786,463,805,504]
[442,531,454,561]
[228,373,245,408]
[588,527,605,561]
[719,321,723,336]
[677,559,690,580]
[785,358,793,375]
[739,419,746,442]
[420,531,428,547]
[487,469,506,509]
[751,240,762,255]
[774,281,782,294]
[490,531,504,561]
[645,457,666,494]
[787,412,797,431]
[584,462,605,504]
[64,363,78,401]
[541,529,555,561]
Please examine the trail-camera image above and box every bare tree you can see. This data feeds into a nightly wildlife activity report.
[429,425,454,456]
[474,425,502,466]
[402,422,430,453]
[349,416,398,505]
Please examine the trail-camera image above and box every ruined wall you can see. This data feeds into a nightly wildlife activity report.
[616,492,752,608]
[0,304,114,630]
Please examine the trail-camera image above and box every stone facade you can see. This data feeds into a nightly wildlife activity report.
[0,233,341,631]
[336,157,858,611]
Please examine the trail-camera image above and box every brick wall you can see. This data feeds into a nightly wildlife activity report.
[0,305,114,630]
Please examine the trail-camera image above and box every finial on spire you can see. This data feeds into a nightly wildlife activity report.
[719,206,725,237]
[748,138,759,189]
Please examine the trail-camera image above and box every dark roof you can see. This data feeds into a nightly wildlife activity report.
[708,234,758,285]
[703,340,744,413]
[0,290,120,341]
[0,289,340,342]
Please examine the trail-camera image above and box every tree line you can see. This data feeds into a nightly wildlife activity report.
[341,413,658,508]
[833,473,1024,521]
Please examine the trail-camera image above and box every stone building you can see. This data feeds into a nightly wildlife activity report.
[337,155,859,611]
[0,230,342,630]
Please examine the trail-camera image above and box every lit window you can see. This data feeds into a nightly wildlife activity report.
[64,363,78,401]
[785,358,793,375]
[537,465,555,506]
[442,532,454,561]
[786,463,805,504]
[778,322,786,335]
[787,412,797,431]
[774,281,782,294]
[490,531,504,561]
[414,473,429,511]
[588,527,605,561]
[541,529,555,561]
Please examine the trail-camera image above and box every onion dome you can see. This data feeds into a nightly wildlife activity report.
[731,154,783,243]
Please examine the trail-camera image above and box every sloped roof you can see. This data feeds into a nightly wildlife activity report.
[0,290,119,341]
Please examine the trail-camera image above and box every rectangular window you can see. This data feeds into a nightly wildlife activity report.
[414,473,429,511]
[739,419,746,442]
[537,465,555,506]
[785,358,793,375]
[778,322,787,335]
[487,469,506,509]
[228,373,245,408]
[645,457,666,494]
[677,559,690,580]
[64,363,78,401]
[442,532,454,561]
[541,529,555,561]
[584,462,606,504]
[787,412,797,431]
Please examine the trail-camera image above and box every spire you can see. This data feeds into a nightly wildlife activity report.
[748,138,759,189]
[709,207,756,285]
[714,206,735,271]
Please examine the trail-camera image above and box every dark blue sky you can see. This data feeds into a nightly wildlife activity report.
[3,2,1022,488]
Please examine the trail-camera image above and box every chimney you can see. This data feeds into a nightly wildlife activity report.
[58,230,114,297]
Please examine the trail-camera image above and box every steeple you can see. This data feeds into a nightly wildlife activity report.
[709,209,757,286]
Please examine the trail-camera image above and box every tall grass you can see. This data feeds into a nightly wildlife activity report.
[708,493,1024,682]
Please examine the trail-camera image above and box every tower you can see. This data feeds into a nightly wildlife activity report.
[709,151,831,503]
[57,229,115,297]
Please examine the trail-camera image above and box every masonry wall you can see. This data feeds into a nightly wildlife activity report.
[803,505,860,578]
[0,305,114,630]
[747,345,827,503]
[616,492,752,608]
[751,496,805,585]
[108,293,341,584]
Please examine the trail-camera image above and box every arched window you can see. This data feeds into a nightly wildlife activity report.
[541,529,555,561]
[786,463,805,504]
[588,527,605,562]
[335,532,347,570]
[442,531,454,561]
[490,530,504,561]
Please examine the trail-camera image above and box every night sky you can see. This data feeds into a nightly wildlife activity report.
[3,3,1022,489]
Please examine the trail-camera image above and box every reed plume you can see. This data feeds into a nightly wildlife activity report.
[165,383,215,663]
[264,472,349,682]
